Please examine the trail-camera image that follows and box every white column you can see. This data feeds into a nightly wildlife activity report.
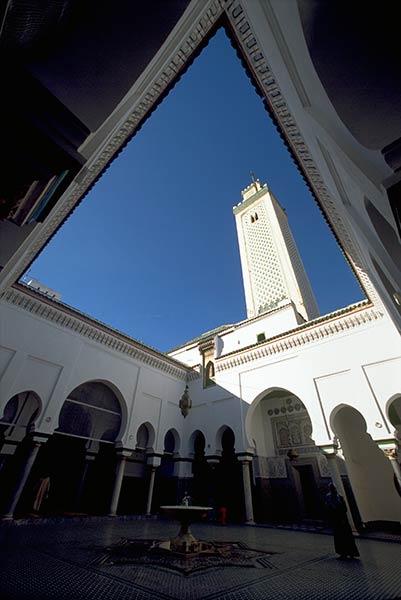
[387,452,401,487]
[146,468,156,515]
[145,456,161,516]
[2,435,45,519]
[386,452,401,488]
[238,456,254,524]
[109,449,131,516]
[379,442,401,489]
[324,451,357,532]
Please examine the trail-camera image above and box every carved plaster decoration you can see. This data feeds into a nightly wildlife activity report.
[267,456,287,479]
[216,302,382,372]
[1,0,225,290]
[0,0,389,320]
[273,414,313,452]
[252,456,287,479]
[1,287,191,380]
[317,454,331,478]
[224,0,383,310]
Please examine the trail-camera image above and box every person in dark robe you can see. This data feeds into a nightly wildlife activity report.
[325,483,359,559]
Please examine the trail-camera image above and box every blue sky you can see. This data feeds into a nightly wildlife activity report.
[26,28,364,352]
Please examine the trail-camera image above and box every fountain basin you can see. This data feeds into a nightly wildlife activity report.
[160,505,212,554]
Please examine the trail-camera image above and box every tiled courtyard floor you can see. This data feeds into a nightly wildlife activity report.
[1,518,400,600]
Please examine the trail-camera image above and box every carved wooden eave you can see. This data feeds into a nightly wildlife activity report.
[216,301,383,372]
[222,1,382,311]
[186,367,201,382]
[2,285,194,381]
[0,0,226,291]
[0,0,385,321]
[198,339,215,355]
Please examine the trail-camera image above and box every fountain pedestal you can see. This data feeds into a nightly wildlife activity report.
[160,505,212,554]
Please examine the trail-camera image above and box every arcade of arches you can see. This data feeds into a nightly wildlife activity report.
[248,389,331,523]
[248,389,401,527]
[1,384,400,527]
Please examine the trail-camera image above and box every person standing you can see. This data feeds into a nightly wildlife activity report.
[325,483,359,559]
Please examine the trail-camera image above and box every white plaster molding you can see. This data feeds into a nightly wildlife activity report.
[216,303,383,372]
[0,0,386,322]
[0,0,225,291]
[1,288,191,381]
[224,0,382,308]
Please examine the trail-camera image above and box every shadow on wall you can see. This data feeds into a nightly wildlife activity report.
[332,404,401,524]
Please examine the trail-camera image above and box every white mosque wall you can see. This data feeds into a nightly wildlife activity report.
[1,288,400,523]
[214,308,400,450]
[169,343,201,368]
[2,291,399,456]
[216,304,303,355]
[183,374,244,456]
[209,305,401,522]
[170,304,303,366]
[0,290,188,455]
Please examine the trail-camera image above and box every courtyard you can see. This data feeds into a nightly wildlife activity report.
[1,518,400,600]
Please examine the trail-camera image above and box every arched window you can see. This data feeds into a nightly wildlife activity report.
[164,430,176,454]
[0,391,41,447]
[136,424,150,449]
[204,361,216,387]
[57,382,122,443]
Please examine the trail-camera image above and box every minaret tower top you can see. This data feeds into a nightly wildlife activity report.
[233,177,319,321]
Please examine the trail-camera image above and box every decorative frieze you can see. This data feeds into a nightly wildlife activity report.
[2,287,191,380]
[224,0,383,309]
[2,0,384,322]
[253,455,286,479]
[216,303,382,371]
[3,1,225,287]
[317,454,331,478]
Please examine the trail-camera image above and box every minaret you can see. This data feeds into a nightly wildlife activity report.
[233,178,319,321]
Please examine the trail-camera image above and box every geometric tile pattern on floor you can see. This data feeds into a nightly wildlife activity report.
[94,538,275,575]
[1,519,400,600]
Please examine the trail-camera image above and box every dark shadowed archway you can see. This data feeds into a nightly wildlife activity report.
[215,426,244,523]
[118,421,157,515]
[247,388,326,523]
[190,430,210,505]
[25,381,124,516]
[0,391,42,514]
[156,428,181,507]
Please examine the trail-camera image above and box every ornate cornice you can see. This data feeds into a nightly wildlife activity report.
[2,286,192,381]
[224,0,382,309]
[199,339,215,354]
[216,303,383,372]
[2,0,383,320]
[2,0,225,287]
[1,0,387,360]
[186,366,201,382]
